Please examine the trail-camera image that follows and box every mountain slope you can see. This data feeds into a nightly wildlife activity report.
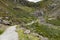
[0,0,37,25]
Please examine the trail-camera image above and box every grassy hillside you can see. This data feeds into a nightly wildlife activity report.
[0,0,60,40]
[26,22,60,40]
[0,0,37,25]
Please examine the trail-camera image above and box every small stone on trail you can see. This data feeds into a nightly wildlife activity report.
[24,30,30,34]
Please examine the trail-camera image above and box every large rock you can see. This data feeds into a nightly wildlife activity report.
[34,10,44,17]
[2,20,11,25]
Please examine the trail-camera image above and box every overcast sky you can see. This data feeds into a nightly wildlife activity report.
[27,0,42,3]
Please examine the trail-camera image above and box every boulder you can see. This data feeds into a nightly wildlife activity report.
[5,17,9,19]
[2,20,11,25]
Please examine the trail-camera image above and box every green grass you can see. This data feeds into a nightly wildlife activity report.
[47,19,60,26]
[0,0,37,24]
[17,29,39,40]
[26,22,60,40]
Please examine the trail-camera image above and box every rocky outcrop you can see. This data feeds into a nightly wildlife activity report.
[0,17,11,25]
[2,20,11,25]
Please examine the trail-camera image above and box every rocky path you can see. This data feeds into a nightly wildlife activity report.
[0,25,18,40]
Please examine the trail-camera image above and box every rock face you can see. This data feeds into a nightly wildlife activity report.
[0,17,11,25]
[45,0,60,19]
[34,10,44,17]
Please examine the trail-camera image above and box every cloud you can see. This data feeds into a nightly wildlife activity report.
[27,0,42,3]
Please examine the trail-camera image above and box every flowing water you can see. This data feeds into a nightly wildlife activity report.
[0,25,18,40]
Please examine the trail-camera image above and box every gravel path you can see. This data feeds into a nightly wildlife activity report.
[0,25,18,40]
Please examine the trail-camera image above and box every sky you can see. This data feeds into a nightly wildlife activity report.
[27,0,42,3]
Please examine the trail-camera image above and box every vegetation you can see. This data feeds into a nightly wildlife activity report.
[0,30,4,34]
[0,0,60,40]
[0,0,37,25]
[17,26,39,40]
[26,22,60,40]
[47,19,60,26]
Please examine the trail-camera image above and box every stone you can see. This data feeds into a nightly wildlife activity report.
[5,11,9,14]
[24,30,30,34]
[2,20,11,25]
[48,18,56,20]
[34,10,44,17]
[5,17,9,19]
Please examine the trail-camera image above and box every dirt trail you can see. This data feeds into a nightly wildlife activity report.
[0,25,18,40]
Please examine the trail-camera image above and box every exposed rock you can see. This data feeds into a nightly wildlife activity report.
[5,17,9,19]
[34,10,44,17]
[48,18,56,20]
[5,11,9,14]
[24,30,30,34]
[48,3,57,10]
[2,20,11,25]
